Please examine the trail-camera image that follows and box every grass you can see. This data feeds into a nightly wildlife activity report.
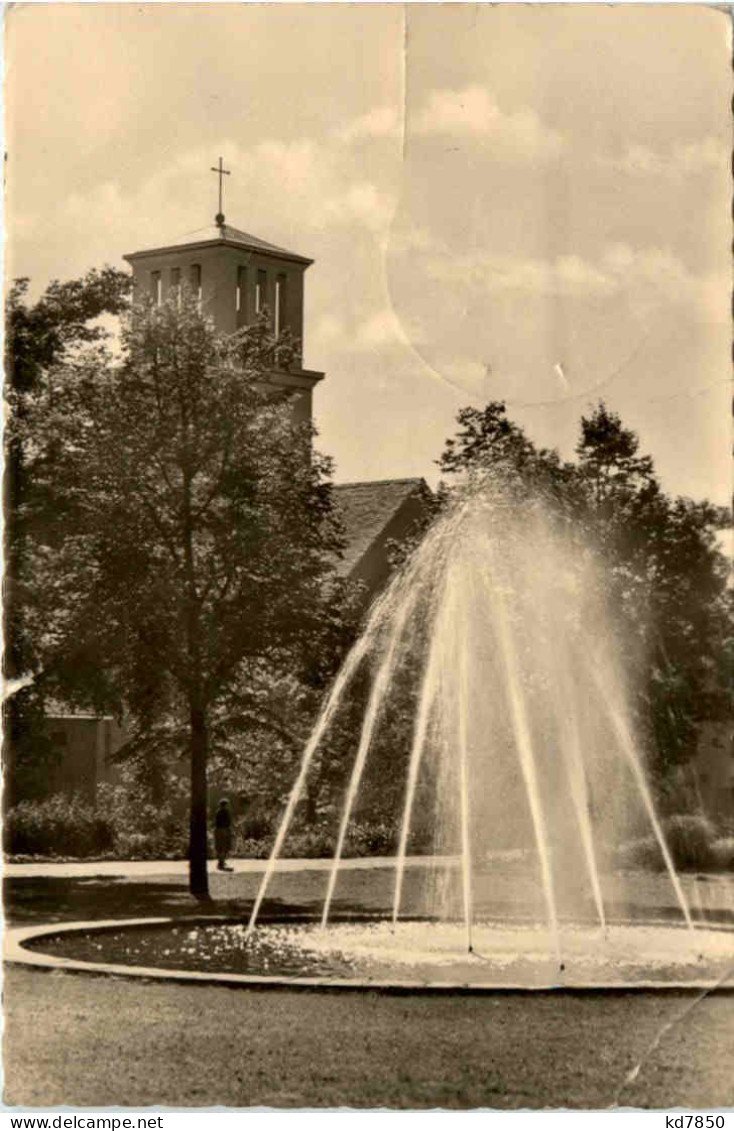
[6,857,733,928]
[4,862,734,1109]
[5,967,734,1109]
[2,865,409,928]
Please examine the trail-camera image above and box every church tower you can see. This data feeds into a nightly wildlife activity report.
[123,161,324,424]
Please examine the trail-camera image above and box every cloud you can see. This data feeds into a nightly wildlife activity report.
[409,243,728,334]
[413,85,564,161]
[423,249,611,297]
[226,140,395,235]
[598,244,728,320]
[420,243,728,324]
[355,309,402,348]
[338,105,402,143]
[27,135,398,277]
[355,307,426,351]
[600,137,728,179]
[312,314,346,349]
[311,307,427,356]
[432,355,488,396]
[385,225,439,255]
[322,181,395,233]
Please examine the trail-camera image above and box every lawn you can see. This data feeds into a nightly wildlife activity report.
[5,966,734,1109]
[3,862,734,1109]
[6,856,732,928]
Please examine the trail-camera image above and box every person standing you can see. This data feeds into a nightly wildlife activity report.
[214,798,234,871]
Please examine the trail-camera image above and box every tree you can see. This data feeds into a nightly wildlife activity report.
[5,267,132,612]
[440,402,545,479]
[21,290,344,896]
[4,268,133,785]
[5,269,131,397]
[435,398,731,779]
[575,403,731,773]
[575,401,656,505]
[437,401,579,511]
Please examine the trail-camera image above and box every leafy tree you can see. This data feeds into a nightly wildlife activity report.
[4,268,133,788]
[5,267,133,578]
[575,403,731,773]
[437,401,580,512]
[208,571,365,827]
[19,290,345,896]
[575,401,656,505]
[435,398,731,779]
[5,269,131,396]
[440,402,543,479]
[5,268,132,592]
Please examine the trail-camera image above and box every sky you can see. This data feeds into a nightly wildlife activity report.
[4,3,731,504]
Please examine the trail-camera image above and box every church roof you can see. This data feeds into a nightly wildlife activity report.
[124,222,313,266]
[333,478,429,576]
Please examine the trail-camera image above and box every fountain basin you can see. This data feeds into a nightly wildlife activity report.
[11,915,734,991]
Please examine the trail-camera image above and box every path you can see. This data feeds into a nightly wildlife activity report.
[2,854,452,879]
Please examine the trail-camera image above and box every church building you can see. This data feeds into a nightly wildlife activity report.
[122,186,431,599]
[33,183,431,801]
[123,213,323,426]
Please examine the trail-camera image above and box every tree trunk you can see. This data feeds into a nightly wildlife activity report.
[188,701,210,898]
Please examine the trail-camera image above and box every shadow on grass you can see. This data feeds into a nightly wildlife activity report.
[5,866,730,931]
[3,877,305,926]
[2,873,386,928]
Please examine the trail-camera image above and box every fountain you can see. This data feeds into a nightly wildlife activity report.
[237,477,732,989]
[14,476,732,988]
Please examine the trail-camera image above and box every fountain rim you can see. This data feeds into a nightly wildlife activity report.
[7,913,734,995]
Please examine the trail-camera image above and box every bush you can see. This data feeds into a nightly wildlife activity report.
[111,828,187,860]
[4,796,423,862]
[235,836,274,860]
[95,781,187,859]
[283,824,336,858]
[614,835,659,871]
[343,820,397,856]
[3,793,115,857]
[617,813,719,872]
[3,784,189,860]
[231,818,412,860]
[663,814,717,870]
[239,813,272,842]
[711,837,734,871]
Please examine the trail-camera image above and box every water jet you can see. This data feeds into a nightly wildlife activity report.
[239,480,731,988]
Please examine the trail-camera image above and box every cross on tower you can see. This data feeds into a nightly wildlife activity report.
[210,157,231,227]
